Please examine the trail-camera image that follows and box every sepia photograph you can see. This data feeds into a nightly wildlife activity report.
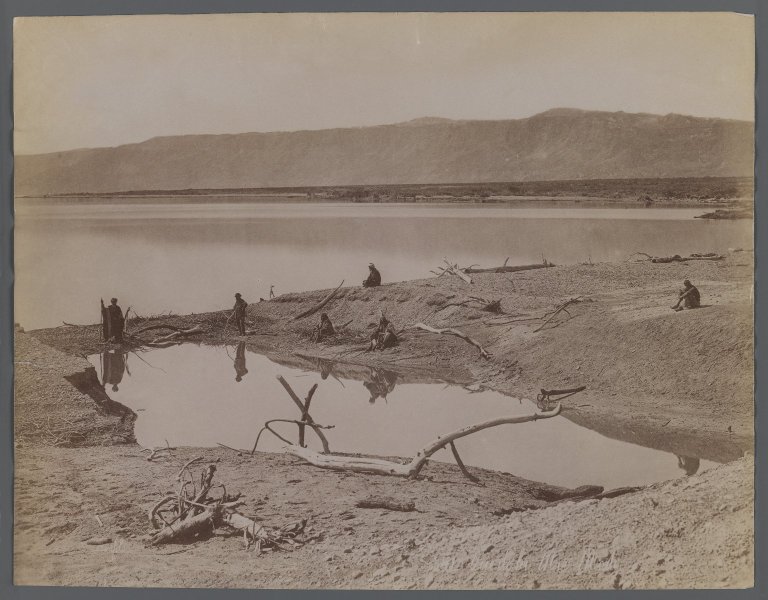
[12,11,755,589]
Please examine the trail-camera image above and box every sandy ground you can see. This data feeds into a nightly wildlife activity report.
[16,255,754,588]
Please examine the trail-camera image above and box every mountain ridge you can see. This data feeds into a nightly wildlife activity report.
[15,109,753,195]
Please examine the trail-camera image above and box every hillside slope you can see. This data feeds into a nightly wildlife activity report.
[15,109,753,195]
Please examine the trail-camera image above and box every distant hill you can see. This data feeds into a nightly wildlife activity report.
[14,109,754,196]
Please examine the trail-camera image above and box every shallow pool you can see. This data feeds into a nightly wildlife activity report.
[88,343,717,489]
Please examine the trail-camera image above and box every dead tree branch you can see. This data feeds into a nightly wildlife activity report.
[628,252,725,263]
[149,465,309,551]
[269,376,332,453]
[533,298,582,333]
[432,258,473,284]
[281,403,561,479]
[292,280,344,321]
[148,325,205,345]
[463,259,554,273]
[410,323,491,359]
[355,496,416,512]
[449,441,481,483]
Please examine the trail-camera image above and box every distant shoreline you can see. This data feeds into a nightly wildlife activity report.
[14,176,753,208]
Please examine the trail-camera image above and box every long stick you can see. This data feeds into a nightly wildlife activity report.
[410,323,491,359]
[292,280,345,321]
[449,441,480,483]
[533,297,581,333]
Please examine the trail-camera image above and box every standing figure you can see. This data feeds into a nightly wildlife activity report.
[671,279,701,311]
[269,285,275,299]
[101,298,125,342]
[363,263,382,288]
[233,293,248,335]
[234,341,248,382]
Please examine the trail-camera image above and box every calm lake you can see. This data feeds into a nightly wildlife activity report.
[87,343,717,489]
[15,201,751,330]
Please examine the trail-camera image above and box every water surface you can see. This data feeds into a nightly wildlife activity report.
[16,202,751,330]
[88,343,717,489]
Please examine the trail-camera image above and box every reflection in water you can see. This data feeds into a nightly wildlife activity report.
[233,342,248,382]
[101,350,128,392]
[677,455,701,476]
[87,344,719,489]
[363,368,399,403]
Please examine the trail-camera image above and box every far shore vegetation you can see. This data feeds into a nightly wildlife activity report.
[17,176,754,207]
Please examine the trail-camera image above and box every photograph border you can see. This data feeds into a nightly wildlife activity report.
[0,1,764,599]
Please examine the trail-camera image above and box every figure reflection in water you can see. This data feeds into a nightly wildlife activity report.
[363,369,398,403]
[318,360,333,380]
[677,455,700,476]
[102,350,128,392]
[234,342,248,382]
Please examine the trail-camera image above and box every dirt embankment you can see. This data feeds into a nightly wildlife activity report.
[14,333,136,448]
[17,255,754,588]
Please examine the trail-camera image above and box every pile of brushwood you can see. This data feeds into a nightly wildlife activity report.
[148,459,309,552]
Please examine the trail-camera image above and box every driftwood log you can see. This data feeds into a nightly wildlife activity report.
[463,258,555,274]
[282,403,561,479]
[441,296,502,313]
[149,464,308,550]
[149,325,205,345]
[431,259,472,284]
[355,495,416,512]
[629,252,725,263]
[150,506,219,546]
[129,323,184,337]
[536,385,587,410]
[292,280,344,321]
[410,323,491,359]
[128,324,205,347]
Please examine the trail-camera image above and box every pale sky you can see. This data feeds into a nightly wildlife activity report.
[13,12,755,155]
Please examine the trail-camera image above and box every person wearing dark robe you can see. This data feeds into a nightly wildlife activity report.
[368,315,398,351]
[363,263,382,288]
[234,341,248,382]
[363,369,398,403]
[102,350,126,392]
[102,297,124,342]
[233,293,248,335]
[313,313,335,343]
[671,279,701,311]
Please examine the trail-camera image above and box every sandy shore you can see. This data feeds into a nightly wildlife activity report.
[15,254,754,588]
